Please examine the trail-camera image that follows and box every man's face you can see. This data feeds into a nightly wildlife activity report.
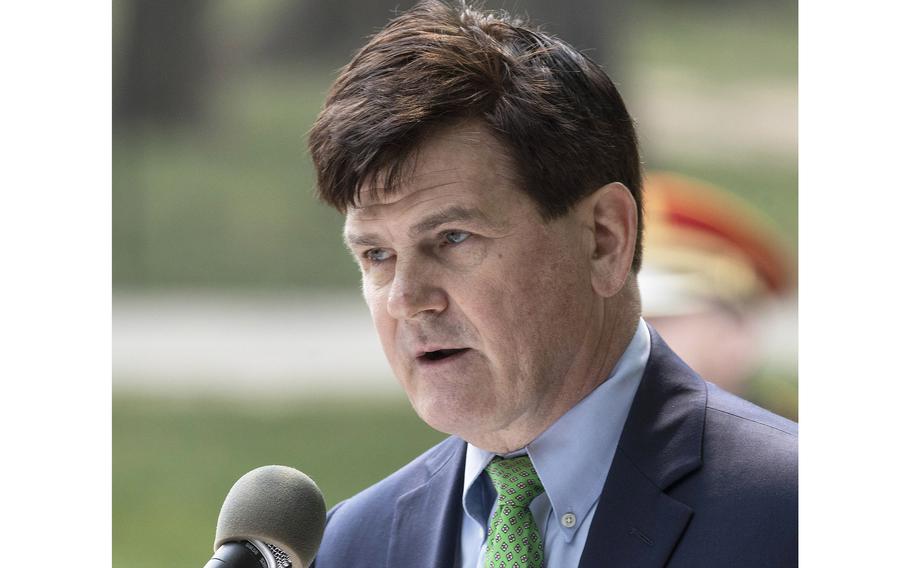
[343,123,599,445]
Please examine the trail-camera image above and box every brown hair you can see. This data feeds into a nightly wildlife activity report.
[308,0,644,271]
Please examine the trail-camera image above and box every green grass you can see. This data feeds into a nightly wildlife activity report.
[112,392,446,568]
[113,65,359,290]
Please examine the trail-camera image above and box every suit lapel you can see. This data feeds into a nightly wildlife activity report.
[387,439,467,568]
[579,450,693,567]
[579,326,706,567]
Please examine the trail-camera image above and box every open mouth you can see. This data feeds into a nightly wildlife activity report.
[419,348,470,362]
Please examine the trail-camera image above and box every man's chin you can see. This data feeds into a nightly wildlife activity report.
[409,396,485,438]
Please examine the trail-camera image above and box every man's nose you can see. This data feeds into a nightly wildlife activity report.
[386,259,447,320]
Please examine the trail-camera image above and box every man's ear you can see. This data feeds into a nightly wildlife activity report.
[583,182,638,298]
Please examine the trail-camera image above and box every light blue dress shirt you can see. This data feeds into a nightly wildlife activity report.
[458,318,651,568]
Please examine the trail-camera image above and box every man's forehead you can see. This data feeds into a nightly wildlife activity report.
[348,170,464,218]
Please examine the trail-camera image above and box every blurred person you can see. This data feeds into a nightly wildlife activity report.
[307,1,796,566]
[639,171,795,395]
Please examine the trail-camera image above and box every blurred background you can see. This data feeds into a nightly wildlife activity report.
[112,0,796,566]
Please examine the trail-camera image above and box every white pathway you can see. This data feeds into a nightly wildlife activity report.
[113,291,797,396]
[113,292,399,396]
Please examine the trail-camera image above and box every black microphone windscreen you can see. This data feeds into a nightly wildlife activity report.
[214,465,326,568]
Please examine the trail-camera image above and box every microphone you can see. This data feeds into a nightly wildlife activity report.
[203,465,326,568]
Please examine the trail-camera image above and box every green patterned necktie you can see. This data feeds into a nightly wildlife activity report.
[484,455,545,568]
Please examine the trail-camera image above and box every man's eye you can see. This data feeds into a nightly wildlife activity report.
[442,230,471,245]
[364,248,393,263]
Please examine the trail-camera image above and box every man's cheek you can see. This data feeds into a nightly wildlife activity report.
[363,286,388,321]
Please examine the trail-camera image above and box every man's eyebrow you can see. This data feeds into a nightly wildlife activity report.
[408,205,491,237]
[343,205,497,249]
[343,232,383,249]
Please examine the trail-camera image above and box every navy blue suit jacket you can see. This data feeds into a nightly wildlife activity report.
[313,329,798,567]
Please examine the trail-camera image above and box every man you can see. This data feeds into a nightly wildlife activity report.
[307,1,797,566]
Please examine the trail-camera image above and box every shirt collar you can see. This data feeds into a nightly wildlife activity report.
[462,318,651,541]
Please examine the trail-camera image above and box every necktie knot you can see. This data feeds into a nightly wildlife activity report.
[485,455,544,508]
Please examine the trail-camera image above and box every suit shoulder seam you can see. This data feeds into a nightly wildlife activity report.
[705,405,797,437]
